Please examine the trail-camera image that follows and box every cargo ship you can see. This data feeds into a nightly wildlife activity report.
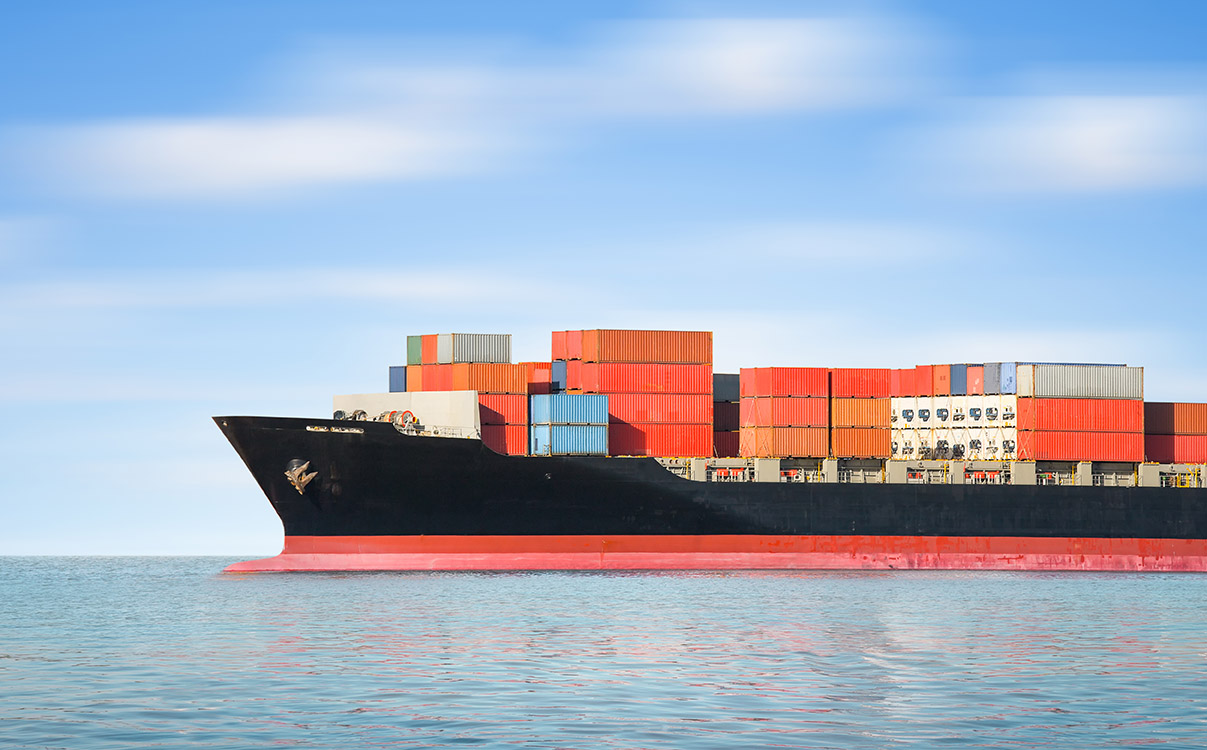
[219,330,1207,573]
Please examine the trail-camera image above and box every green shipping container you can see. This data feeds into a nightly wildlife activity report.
[406,335,423,366]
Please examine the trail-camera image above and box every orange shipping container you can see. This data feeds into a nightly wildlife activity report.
[606,394,713,423]
[565,330,583,360]
[967,366,984,395]
[739,397,828,428]
[740,367,829,398]
[1016,398,1143,432]
[1144,402,1207,435]
[406,364,423,392]
[932,364,951,396]
[831,427,890,459]
[550,331,566,361]
[580,329,712,364]
[609,422,711,457]
[739,426,828,458]
[830,368,891,398]
[421,334,438,365]
[481,425,527,455]
[915,365,934,396]
[1016,430,1143,461]
[478,394,527,425]
[579,363,712,394]
[420,364,455,391]
[830,398,890,428]
[1145,434,1207,463]
[522,361,552,395]
[452,363,527,393]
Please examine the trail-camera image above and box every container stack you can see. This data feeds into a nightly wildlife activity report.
[738,367,829,458]
[829,368,891,458]
[529,394,609,456]
[558,330,713,457]
[388,366,407,393]
[713,374,740,458]
[892,363,1018,460]
[1015,364,1144,461]
[1144,403,1207,463]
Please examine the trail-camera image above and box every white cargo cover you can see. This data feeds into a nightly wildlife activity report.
[332,391,482,435]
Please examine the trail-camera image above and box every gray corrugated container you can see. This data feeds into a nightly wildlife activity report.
[950,364,967,395]
[713,373,739,402]
[1033,364,1143,400]
[983,363,1001,395]
[436,333,511,364]
[389,366,407,393]
[551,360,567,392]
[1000,362,1017,394]
[530,394,608,425]
[530,424,608,455]
[406,336,423,366]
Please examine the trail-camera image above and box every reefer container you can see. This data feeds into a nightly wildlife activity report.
[1018,364,1144,400]
[1144,402,1207,435]
[1016,430,1143,462]
[739,426,827,458]
[530,393,609,425]
[830,398,891,428]
[406,336,423,366]
[967,365,984,395]
[713,373,740,402]
[580,363,712,394]
[530,424,608,456]
[1145,434,1207,463]
[1015,398,1143,432]
[740,367,829,398]
[831,428,891,459]
[580,330,712,364]
[477,394,527,425]
[950,364,967,396]
[481,424,527,455]
[609,422,711,457]
[713,401,740,431]
[606,394,713,424]
[389,366,407,393]
[436,333,511,365]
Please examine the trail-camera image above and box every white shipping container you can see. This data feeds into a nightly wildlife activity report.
[1017,364,1035,397]
[1033,364,1143,400]
[436,333,512,365]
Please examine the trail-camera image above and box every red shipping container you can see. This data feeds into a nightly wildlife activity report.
[566,359,583,390]
[551,331,566,361]
[898,368,917,397]
[739,426,827,458]
[1016,398,1143,432]
[830,398,890,428]
[915,365,934,396]
[890,369,901,398]
[421,334,438,365]
[523,361,552,395]
[609,422,711,457]
[1016,430,1143,461]
[581,330,712,364]
[1146,434,1207,463]
[566,330,583,360]
[580,363,712,394]
[830,368,891,398]
[478,394,527,425]
[406,364,423,392]
[831,427,890,459]
[740,397,828,428]
[1144,402,1207,435]
[481,424,527,455]
[714,401,740,431]
[452,363,526,393]
[421,364,454,391]
[713,431,740,458]
[740,367,829,398]
[606,394,713,424]
[932,364,951,396]
[967,365,984,395]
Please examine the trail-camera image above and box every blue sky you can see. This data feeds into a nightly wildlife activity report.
[3,1,1206,554]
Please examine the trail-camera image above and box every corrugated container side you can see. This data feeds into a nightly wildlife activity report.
[580,363,712,394]
[932,364,951,396]
[452,363,527,394]
[452,333,511,364]
[551,331,566,361]
[967,365,984,395]
[436,333,452,365]
[900,368,917,397]
[1016,398,1143,432]
[830,368,891,398]
[481,424,527,455]
[609,422,711,457]
[890,369,901,398]
[1000,362,1018,394]
[1145,402,1207,435]
[530,424,609,455]
[713,373,740,402]
[983,363,1001,395]
[1145,434,1207,463]
[1033,364,1144,400]
[739,426,828,458]
[406,336,423,366]
[530,393,609,425]
[389,366,407,393]
[830,398,891,428]
[607,394,713,424]
[551,360,568,392]
[478,394,527,425]
[772,367,829,397]
[566,359,583,390]
[421,334,438,365]
[566,330,583,360]
[740,397,828,428]
[950,364,968,396]
[581,330,712,364]
[406,365,423,392]
[831,427,891,459]
[713,401,740,431]
[420,364,454,391]
[915,365,934,396]
[713,431,740,458]
[1016,430,1143,461]
[523,361,552,395]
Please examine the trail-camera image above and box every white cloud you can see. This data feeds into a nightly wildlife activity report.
[922,94,1207,192]
[10,14,928,199]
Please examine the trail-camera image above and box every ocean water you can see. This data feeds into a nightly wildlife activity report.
[2,559,1206,749]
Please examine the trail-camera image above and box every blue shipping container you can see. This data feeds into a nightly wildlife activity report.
[1000,362,1017,394]
[389,366,407,393]
[551,360,567,392]
[530,424,608,455]
[530,393,609,425]
[950,364,968,396]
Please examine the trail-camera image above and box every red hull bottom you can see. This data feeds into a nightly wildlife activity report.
[225,535,1207,573]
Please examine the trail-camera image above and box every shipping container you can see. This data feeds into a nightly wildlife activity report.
[1000,362,1017,394]
[1145,434,1207,463]
[551,331,566,362]
[406,364,423,392]
[713,373,740,402]
[983,363,1001,395]
[830,398,891,428]
[566,359,583,390]
[419,364,455,391]
[406,336,423,366]
[740,397,828,428]
[740,367,829,398]
[522,361,552,395]
[967,365,984,395]
[530,423,608,456]
[478,394,527,425]
[950,364,967,396]
[481,424,527,455]
[530,393,609,425]
[1145,402,1207,435]
[452,363,527,394]
[932,364,951,396]
[1016,398,1143,432]
[566,330,583,360]
[915,365,934,397]
[606,393,713,424]
[713,431,740,458]
[436,333,511,365]
[609,422,711,457]
[579,363,712,394]
[551,360,567,392]
[713,401,740,431]
[1016,430,1143,462]
[832,428,891,459]
[830,368,891,398]
[580,329,712,364]
[1018,364,1144,400]
[421,334,438,365]
[739,426,828,458]
[389,366,407,393]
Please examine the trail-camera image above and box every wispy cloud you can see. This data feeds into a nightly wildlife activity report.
[9,14,928,200]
